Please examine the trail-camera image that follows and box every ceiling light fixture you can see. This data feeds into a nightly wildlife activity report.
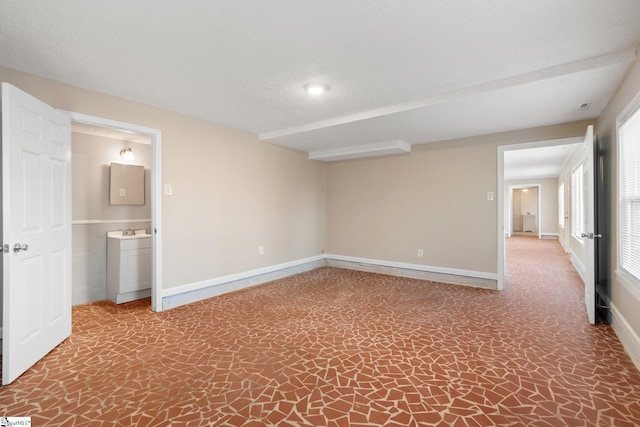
[305,83,328,95]
[120,147,134,161]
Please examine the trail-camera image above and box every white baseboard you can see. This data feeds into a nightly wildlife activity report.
[162,255,326,310]
[610,302,640,372]
[539,233,559,239]
[570,253,586,283]
[559,237,568,253]
[161,253,499,310]
[325,254,498,289]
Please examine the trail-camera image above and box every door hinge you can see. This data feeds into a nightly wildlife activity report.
[3,244,9,253]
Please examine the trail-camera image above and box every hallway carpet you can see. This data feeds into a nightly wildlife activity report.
[2,237,640,426]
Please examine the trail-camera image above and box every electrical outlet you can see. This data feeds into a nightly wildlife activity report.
[258,246,264,256]
[417,249,423,257]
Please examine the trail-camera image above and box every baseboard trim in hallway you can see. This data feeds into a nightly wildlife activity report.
[611,302,640,371]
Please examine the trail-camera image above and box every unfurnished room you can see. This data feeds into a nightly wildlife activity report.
[1,1,640,426]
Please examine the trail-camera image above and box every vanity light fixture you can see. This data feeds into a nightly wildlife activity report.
[120,147,134,161]
[305,83,329,95]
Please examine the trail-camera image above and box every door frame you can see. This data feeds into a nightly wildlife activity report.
[497,136,583,290]
[67,111,163,312]
[507,184,541,237]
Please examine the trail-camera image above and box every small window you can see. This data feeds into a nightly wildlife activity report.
[619,105,640,283]
[572,164,584,239]
[558,182,565,228]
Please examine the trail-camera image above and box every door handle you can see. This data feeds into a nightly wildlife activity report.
[13,243,29,253]
[580,233,602,240]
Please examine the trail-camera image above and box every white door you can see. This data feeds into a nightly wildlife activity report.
[581,125,596,324]
[2,83,72,385]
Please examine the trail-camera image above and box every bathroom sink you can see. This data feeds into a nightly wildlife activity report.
[107,230,151,239]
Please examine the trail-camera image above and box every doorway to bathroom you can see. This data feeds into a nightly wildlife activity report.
[69,112,163,312]
[510,186,539,237]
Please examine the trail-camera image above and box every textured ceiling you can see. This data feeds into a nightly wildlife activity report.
[1,1,640,157]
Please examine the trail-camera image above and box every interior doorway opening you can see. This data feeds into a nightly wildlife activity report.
[68,112,163,312]
[497,136,583,290]
[509,185,540,237]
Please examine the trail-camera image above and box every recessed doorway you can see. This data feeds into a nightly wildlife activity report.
[510,186,539,237]
[68,112,163,312]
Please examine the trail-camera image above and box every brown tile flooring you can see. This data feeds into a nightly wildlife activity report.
[2,237,640,426]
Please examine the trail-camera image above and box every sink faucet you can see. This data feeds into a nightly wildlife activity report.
[123,228,135,236]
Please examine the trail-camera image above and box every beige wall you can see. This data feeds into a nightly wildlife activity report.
[0,66,327,291]
[597,53,640,338]
[327,121,592,275]
[72,133,152,221]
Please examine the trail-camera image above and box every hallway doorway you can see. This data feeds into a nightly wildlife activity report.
[68,112,163,312]
[510,186,539,237]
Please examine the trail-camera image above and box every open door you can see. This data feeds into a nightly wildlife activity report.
[2,83,72,385]
[580,125,598,325]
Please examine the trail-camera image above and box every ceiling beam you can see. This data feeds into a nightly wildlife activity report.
[259,48,636,142]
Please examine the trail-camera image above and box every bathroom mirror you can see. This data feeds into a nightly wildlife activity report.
[110,163,145,205]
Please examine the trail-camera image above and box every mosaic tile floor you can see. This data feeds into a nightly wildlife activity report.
[2,237,640,426]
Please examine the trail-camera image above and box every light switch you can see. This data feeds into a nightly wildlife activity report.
[119,188,126,197]
[487,191,494,201]
[164,184,172,195]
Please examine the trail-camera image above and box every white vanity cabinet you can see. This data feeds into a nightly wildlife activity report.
[107,231,152,304]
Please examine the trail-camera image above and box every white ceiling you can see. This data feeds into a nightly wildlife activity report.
[71,122,151,145]
[2,1,640,158]
[504,142,581,181]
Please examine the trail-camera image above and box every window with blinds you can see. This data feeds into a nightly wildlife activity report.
[619,105,640,283]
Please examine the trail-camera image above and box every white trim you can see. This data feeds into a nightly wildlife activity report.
[114,289,151,305]
[309,140,410,162]
[72,218,151,225]
[559,237,569,253]
[326,254,497,281]
[610,302,640,372]
[498,146,505,290]
[161,253,499,309]
[66,111,164,312]
[539,233,559,239]
[163,255,326,298]
[162,255,326,309]
[570,252,586,282]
